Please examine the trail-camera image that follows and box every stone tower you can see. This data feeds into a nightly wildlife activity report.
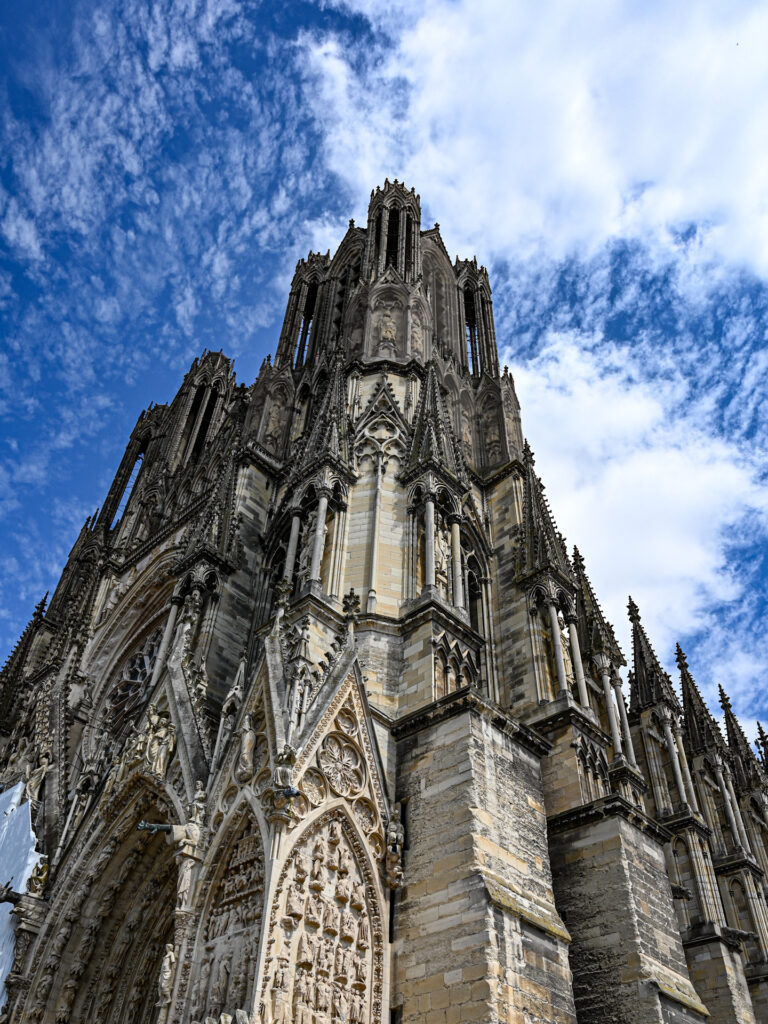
[1,181,767,1024]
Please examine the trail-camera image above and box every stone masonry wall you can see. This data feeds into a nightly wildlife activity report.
[393,698,575,1024]
[549,812,709,1024]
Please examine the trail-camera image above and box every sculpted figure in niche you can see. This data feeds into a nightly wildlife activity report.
[211,952,232,1008]
[54,977,78,1020]
[273,957,292,1024]
[558,612,575,687]
[316,976,332,1014]
[410,315,424,359]
[24,753,52,807]
[263,401,285,451]
[357,910,370,949]
[287,880,305,919]
[156,944,176,1006]
[296,514,315,589]
[297,930,316,967]
[295,970,315,1024]
[311,834,326,885]
[462,408,473,462]
[235,712,256,782]
[376,306,398,356]
[333,982,349,1024]
[434,517,450,599]
[350,989,366,1024]
[483,407,502,463]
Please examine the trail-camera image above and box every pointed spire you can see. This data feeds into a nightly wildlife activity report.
[719,682,764,791]
[756,722,768,765]
[571,547,624,664]
[515,442,572,583]
[627,599,679,713]
[405,363,462,478]
[295,354,350,475]
[676,643,725,757]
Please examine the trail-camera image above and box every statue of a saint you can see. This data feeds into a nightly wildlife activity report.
[377,308,398,355]
[24,753,52,806]
[156,944,176,1006]
[235,712,257,782]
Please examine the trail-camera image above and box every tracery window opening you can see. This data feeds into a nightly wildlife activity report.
[373,210,383,275]
[110,452,144,529]
[294,281,319,369]
[464,287,480,375]
[385,209,400,268]
[189,385,219,463]
[404,215,413,278]
[179,384,207,462]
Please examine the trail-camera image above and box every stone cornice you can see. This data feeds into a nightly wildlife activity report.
[547,792,672,846]
[390,685,551,758]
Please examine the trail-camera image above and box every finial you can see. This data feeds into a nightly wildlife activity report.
[756,722,768,763]
[349,218,355,228]
[34,593,49,619]
[522,440,534,464]
[675,643,688,672]
[718,683,732,714]
[572,546,584,569]
[627,596,640,622]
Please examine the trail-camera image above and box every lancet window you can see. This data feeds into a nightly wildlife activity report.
[294,280,319,369]
[464,286,480,375]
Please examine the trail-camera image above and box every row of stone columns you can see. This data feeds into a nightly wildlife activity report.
[545,602,636,766]
[423,495,465,609]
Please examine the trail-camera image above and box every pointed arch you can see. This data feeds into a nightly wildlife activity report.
[259,804,386,1024]
[185,794,269,1019]
[21,784,180,1024]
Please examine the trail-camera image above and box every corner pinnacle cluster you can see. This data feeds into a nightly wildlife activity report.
[1,180,768,1024]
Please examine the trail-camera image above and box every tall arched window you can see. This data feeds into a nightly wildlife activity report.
[294,281,319,368]
[464,287,480,375]
[385,210,400,268]
[109,452,144,530]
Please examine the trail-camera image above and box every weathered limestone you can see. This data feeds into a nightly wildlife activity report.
[1,181,767,1024]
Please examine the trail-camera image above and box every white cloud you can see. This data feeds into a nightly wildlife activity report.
[508,330,768,720]
[307,0,768,275]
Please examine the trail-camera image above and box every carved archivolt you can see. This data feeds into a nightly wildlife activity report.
[260,809,384,1024]
[190,811,266,1020]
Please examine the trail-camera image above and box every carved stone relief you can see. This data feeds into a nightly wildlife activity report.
[261,810,384,1024]
[193,814,265,1020]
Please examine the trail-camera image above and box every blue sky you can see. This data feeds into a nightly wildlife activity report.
[1,0,767,743]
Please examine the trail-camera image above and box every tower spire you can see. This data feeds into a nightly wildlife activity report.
[515,442,572,583]
[675,643,725,756]
[627,599,679,713]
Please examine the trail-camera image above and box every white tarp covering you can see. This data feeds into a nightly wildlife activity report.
[0,783,40,1010]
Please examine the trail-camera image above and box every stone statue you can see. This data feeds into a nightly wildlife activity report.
[24,753,52,806]
[27,857,49,897]
[377,307,398,355]
[235,712,257,782]
[411,315,424,359]
[157,943,176,1006]
[211,951,232,1005]
[384,804,405,889]
[434,518,450,598]
[147,709,176,778]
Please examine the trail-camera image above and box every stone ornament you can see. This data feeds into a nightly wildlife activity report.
[192,812,265,1019]
[260,810,384,1024]
[318,733,365,798]
[156,943,177,1006]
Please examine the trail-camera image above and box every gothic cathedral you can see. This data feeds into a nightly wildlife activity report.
[2,181,768,1024]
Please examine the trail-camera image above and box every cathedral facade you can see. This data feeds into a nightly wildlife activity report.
[2,180,768,1024]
